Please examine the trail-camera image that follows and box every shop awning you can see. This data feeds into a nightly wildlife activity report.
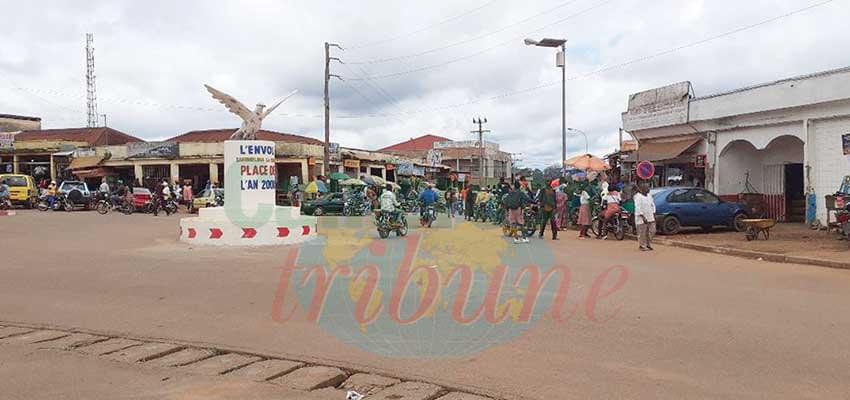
[72,167,115,179]
[69,155,104,170]
[636,136,701,162]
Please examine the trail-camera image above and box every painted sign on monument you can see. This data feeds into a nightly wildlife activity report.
[225,140,276,211]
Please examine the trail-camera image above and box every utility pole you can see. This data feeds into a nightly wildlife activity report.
[558,43,567,164]
[471,117,490,185]
[85,33,99,128]
[101,114,107,127]
[323,42,342,176]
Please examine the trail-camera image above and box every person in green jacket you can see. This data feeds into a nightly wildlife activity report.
[538,183,559,240]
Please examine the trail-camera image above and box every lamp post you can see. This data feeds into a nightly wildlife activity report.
[525,37,567,167]
[567,128,589,154]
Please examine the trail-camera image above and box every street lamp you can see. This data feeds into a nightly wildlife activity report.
[567,128,589,154]
[525,37,568,167]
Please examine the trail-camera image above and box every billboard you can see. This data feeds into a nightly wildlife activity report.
[127,141,179,159]
[0,132,16,150]
[622,82,691,131]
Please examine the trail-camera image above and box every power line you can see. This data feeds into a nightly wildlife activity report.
[4,0,837,122]
[342,0,840,116]
[346,0,584,64]
[344,0,615,80]
[339,62,407,115]
[348,0,501,50]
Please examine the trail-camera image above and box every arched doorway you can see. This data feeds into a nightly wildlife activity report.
[717,135,804,221]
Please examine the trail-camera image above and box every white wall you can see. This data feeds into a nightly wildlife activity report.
[690,68,850,122]
[809,116,850,222]
[717,140,763,195]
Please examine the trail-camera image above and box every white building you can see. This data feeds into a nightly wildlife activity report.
[622,66,850,224]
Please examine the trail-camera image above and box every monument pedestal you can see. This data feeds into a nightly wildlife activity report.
[178,140,317,246]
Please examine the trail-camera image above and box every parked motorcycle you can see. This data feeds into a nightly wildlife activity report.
[374,210,408,238]
[420,204,437,228]
[521,204,539,237]
[152,195,178,216]
[591,212,626,240]
[96,198,134,215]
[343,197,371,216]
[474,202,488,222]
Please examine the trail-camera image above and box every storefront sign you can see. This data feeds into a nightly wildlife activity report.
[426,149,443,167]
[458,173,466,182]
[127,141,179,159]
[0,132,16,149]
[636,160,656,180]
[694,154,706,168]
[397,163,424,176]
[622,82,690,131]
[343,159,360,168]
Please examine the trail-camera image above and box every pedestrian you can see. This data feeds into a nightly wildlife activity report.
[46,180,57,209]
[504,184,531,244]
[464,186,476,221]
[577,184,592,239]
[555,184,568,230]
[538,181,558,240]
[445,187,457,218]
[634,182,656,251]
[183,181,194,211]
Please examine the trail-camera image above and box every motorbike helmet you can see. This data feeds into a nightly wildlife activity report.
[550,179,560,189]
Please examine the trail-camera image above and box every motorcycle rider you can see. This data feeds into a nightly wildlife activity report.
[379,184,401,224]
[418,183,439,220]
[159,180,171,210]
[46,180,57,209]
[597,190,622,239]
[98,178,111,204]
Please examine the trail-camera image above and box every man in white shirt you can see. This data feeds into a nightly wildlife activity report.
[379,184,401,223]
[634,183,656,251]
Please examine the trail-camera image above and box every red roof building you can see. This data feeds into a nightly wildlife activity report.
[379,134,453,152]
[16,127,143,146]
[167,129,322,145]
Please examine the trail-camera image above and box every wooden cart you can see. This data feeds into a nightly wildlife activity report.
[742,219,776,241]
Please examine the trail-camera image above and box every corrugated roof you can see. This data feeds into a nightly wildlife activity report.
[0,114,41,122]
[16,127,143,146]
[167,129,322,145]
[379,134,453,152]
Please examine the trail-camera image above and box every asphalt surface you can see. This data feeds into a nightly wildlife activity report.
[2,210,850,399]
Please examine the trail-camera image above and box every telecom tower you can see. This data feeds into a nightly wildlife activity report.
[86,33,99,128]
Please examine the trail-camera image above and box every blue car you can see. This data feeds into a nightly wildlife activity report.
[650,187,748,235]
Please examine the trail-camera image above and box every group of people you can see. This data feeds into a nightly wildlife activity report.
[450,173,657,250]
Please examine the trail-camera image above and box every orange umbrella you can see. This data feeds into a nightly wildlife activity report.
[564,154,610,171]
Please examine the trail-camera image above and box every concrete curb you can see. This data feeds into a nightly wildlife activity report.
[0,320,522,400]
[624,234,850,270]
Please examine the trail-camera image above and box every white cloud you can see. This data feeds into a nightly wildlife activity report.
[1,0,847,168]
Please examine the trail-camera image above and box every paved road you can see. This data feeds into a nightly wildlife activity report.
[2,211,850,399]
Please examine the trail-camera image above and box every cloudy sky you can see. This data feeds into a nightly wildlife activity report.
[1,0,848,167]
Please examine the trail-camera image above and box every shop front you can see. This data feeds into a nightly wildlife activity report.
[634,135,706,188]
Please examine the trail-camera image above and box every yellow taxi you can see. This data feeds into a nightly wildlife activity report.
[191,188,224,212]
[0,174,38,208]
